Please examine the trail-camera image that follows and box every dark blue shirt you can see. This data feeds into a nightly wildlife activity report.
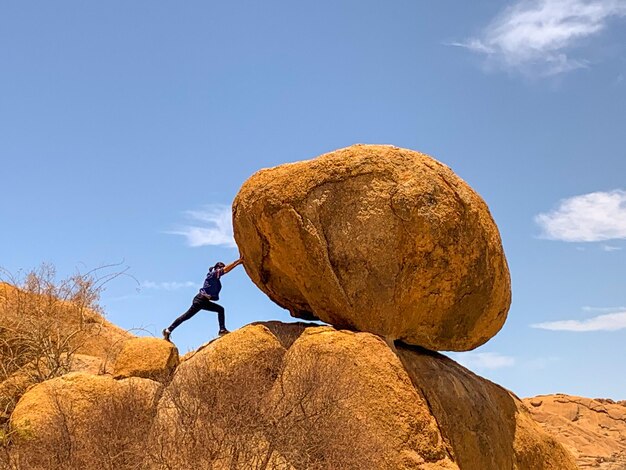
[199,267,225,300]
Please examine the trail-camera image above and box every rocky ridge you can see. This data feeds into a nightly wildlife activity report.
[524,394,626,469]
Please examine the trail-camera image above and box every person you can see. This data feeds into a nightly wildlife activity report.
[162,257,244,341]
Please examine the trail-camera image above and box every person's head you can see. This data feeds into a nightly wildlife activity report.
[213,261,226,270]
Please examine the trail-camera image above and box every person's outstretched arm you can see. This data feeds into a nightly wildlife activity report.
[223,257,244,275]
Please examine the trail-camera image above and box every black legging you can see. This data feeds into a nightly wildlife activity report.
[168,294,225,331]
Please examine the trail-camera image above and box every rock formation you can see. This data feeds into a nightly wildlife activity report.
[0,145,591,469]
[266,326,457,469]
[233,144,511,351]
[10,372,161,438]
[9,372,161,469]
[396,346,577,469]
[524,394,626,469]
[113,337,179,382]
[7,323,577,470]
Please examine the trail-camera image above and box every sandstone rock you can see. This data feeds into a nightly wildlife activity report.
[175,323,285,373]
[113,336,179,382]
[68,353,104,374]
[9,372,161,469]
[523,394,626,469]
[233,144,511,351]
[396,345,578,470]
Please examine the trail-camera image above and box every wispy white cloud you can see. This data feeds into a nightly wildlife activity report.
[141,281,196,291]
[602,244,623,251]
[168,204,237,248]
[522,356,561,371]
[535,190,626,242]
[449,352,516,370]
[451,0,626,76]
[582,305,626,312]
[531,311,626,331]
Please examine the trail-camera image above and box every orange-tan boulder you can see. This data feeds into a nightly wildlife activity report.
[0,354,103,424]
[233,144,511,351]
[5,322,578,470]
[10,372,161,439]
[266,327,458,469]
[150,324,287,469]
[396,345,578,470]
[523,394,626,469]
[113,336,179,382]
[153,322,574,470]
[9,372,161,469]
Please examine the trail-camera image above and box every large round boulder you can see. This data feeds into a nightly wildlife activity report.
[233,144,511,351]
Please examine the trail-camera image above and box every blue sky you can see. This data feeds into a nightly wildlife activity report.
[1,0,625,399]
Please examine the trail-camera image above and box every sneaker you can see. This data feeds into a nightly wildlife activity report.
[162,328,171,342]
[218,328,230,337]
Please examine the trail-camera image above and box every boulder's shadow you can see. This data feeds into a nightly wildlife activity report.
[395,341,521,470]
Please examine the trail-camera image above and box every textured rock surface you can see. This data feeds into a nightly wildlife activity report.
[523,394,626,469]
[0,354,102,421]
[150,324,288,470]
[5,322,578,469]
[233,144,511,351]
[113,337,179,382]
[396,346,578,470]
[268,327,458,469]
[157,322,575,470]
[174,323,285,374]
[10,372,161,438]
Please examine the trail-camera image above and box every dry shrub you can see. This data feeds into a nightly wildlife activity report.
[264,348,390,470]
[0,264,130,418]
[149,350,283,469]
[0,263,131,469]
[150,347,388,470]
[7,380,158,470]
[0,264,97,381]
[3,346,389,470]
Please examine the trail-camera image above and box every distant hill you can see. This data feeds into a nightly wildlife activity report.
[524,394,626,469]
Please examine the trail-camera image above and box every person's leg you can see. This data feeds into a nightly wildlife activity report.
[167,295,203,332]
[200,300,227,332]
